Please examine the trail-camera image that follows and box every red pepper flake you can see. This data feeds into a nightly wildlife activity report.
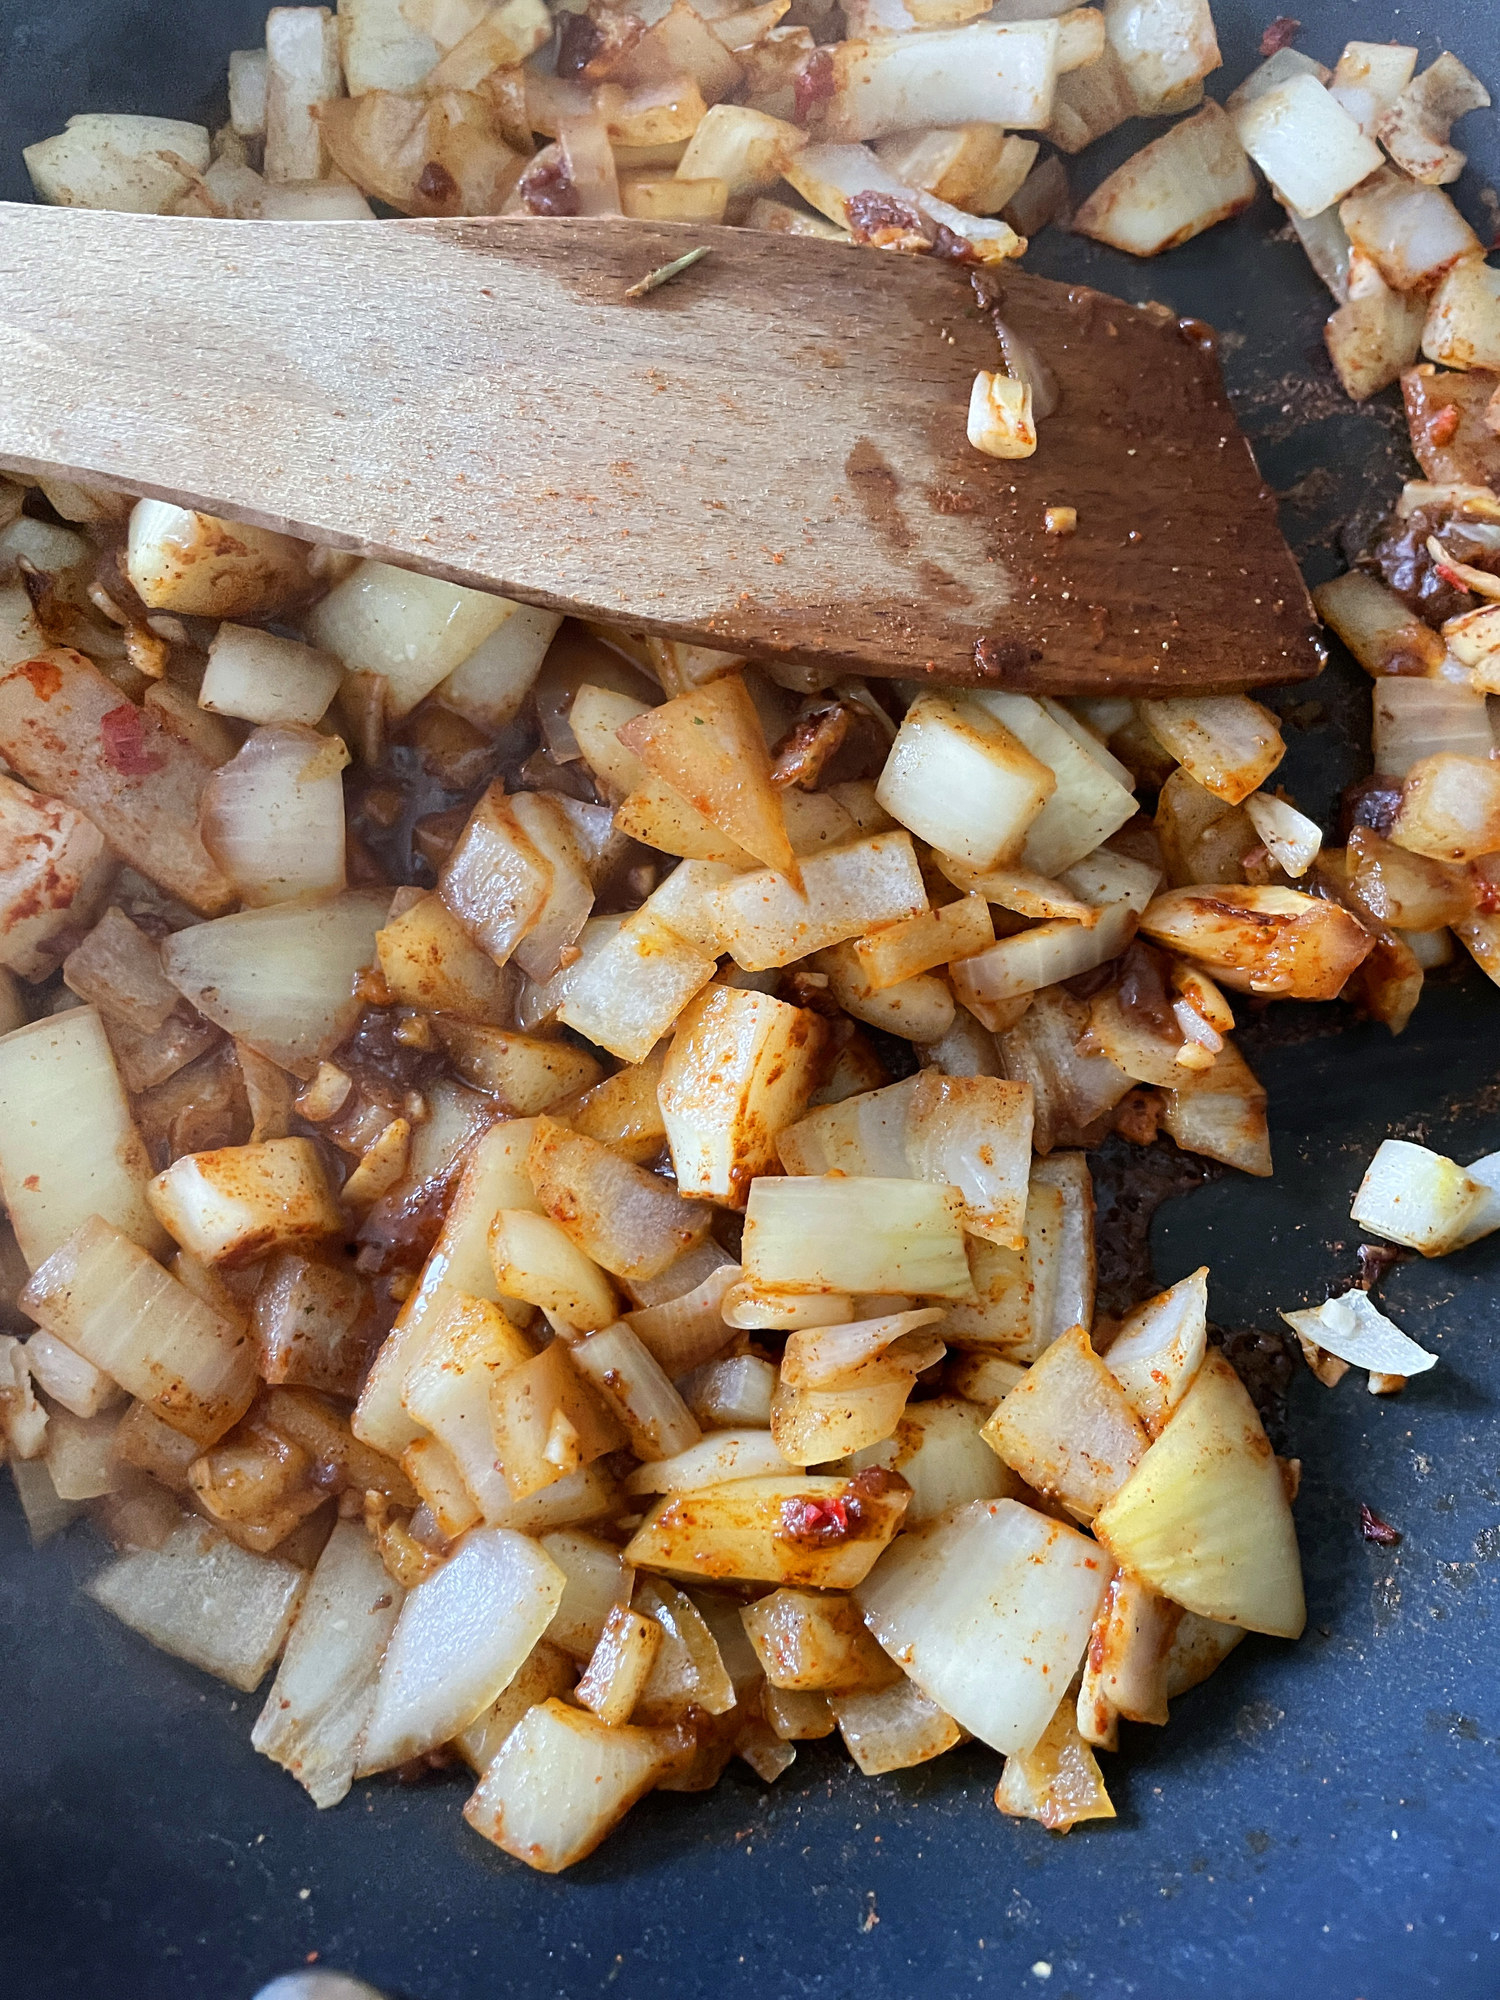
[1429,405,1462,447]
[1259,16,1301,55]
[1360,1502,1401,1547]
[794,46,836,121]
[99,703,167,776]
[780,1494,858,1547]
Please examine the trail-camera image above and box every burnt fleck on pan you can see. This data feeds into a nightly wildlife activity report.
[1,3,1498,1996]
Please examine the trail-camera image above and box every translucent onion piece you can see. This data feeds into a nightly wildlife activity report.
[161,891,388,1078]
[199,724,348,905]
[982,1324,1148,1519]
[0,1008,166,1268]
[996,1696,1115,1829]
[1280,1289,1437,1379]
[1349,1135,1486,1254]
[623,1429,795,1495]
[852,1394,1022,1522]
[855,1497,1111,1756]
[624,1470,910,1588]
[87,1519,306,1692]
[1092,1350,1305,1638]
[251,1519,405,1807]
[1103,1266,1209,1435]
[463,1698,686,1872]
[743,1176,972,1298]
[831,1676,963,1776]
[358,1527,566,1773]
[21,1215,257,1446]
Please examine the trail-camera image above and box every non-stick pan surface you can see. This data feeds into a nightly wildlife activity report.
[2,2,1498,1995]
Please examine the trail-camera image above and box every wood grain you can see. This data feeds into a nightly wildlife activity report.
[0,204,1321,691]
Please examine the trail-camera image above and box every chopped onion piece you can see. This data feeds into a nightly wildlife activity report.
[966,691,1140,875]
[903,1072,1033,1247]
[574,1606,663,1726]
[832,1676,963,1775]
[1160,1034,1272,1177]
[0,1009,165,1268]
[1378,52,1490,188]
[1391,753,1500,861]
[983,1324,1147,1518]
[877,695,1054,869]
[359,1527,566,1773]
[783,142,1022,262]
[624,1429,794,1494]
[855,1497,1109,1755]
[680,1354,778,1430]
[1313,569,1446,677]
[1076,1569,1179,1744]
[743,1176,972,1297]
[1280,1289,1437,1381]
[625,1261,738,1375]
[1349,1136,1485,1255]
[1340,169,1480,294]
[537,1528,633,1662]
[1141,885,1371,1000]
[660,984,826,1205]
[489,1209,618,1332]
[1422,257,1500,374]
[0,648,234,917]
[952,898,1138,1019]
[996,1694,1115,1828]
[1243,792,1322,877]
[967,371,1036,457]
[21,1215,256,1446]
[804,23,1063,145]
[711,832,927,972]
[1232,72,1381,220]
[1327,40,1416,136]
[1103,1266,1208,1435]
[148,1139,343,1269]
[306,560,512,718]
[527,1116,709,1284]
[624,1468,909,1588]
[555,912,718,1063]
[1138,695,1284,806]
[1072,103,1254,257]
[87,1519,306,1692]
[572,1320,702,1461]
[463,1698,687,1872]
[162,891,387,1078]
[252,1520,404,1807]
[199,624,342,727]
[1093,1350,1304,1638]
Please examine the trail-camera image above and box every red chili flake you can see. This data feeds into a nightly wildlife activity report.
[1474,867,1500,915]
[1429,405,1462,447]
[794,46,836,121]
[780,1494,859,1547]
[1360,1502,1401,1547]
[99,703,167,776]
[1259,16,1301,55]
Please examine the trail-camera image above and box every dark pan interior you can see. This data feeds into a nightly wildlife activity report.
[2,2,1499,1996]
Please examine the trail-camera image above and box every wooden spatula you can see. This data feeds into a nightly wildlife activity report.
[0,204,1320,693]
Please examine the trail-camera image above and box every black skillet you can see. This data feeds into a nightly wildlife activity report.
[1,2,1499,1995]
